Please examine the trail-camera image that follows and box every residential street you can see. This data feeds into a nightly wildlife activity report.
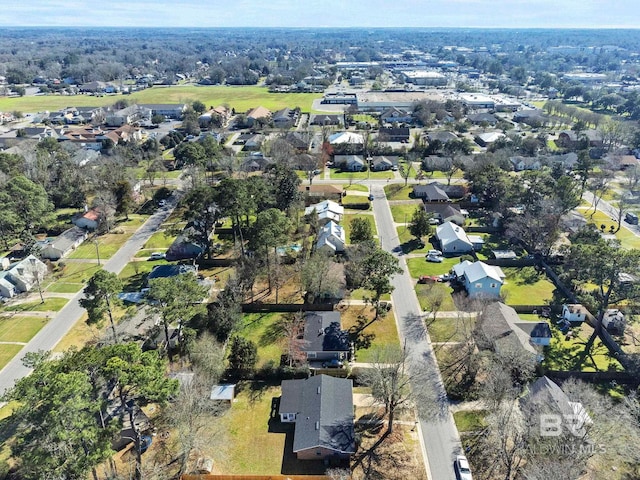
[370,184,462,480]
[0,198,179,399]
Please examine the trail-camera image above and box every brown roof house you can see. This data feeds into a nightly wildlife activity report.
[279,375,355,462]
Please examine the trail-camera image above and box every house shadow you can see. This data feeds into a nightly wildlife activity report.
[267,396,327,476]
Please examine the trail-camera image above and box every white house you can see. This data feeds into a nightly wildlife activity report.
[40,226,88,260]
[0,274,16,298]
[316,221,346,254]
[453,260,505,299]
[435,221,473,254]
[4,255,48,294]
[334,155,365,172]
[304,200,344,225]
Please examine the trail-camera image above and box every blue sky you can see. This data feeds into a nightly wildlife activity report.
[0,0,637,28]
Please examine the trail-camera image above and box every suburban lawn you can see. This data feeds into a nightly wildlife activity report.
[343,184,369,193]
[45,262,102,293]
[240,313,286,368]
[139,229,177,251]
[389,202,423,224]
[343,212,377,243]
[0,315,49,344]
[118,259,166,291]
[424,314,475,343]
[0,86,322,114]
[406,256,460,278]
[384,184,414,201]
[2,297,69,313]
[340,304,400,362]
[415,283,456,313]
[397,227,432,254]
[501,267,555,305]
[0,344,22,372]
[68,215,149,260]
[342,196,371,208]
[453,410,487,433]
[329,170,395,180]
[576,208,640,249]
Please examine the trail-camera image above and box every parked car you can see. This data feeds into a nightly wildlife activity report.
[149,252,166,261]
[418,275,440,284]
[322,359,344,369]
[368,194,375,201]
[391,165,398,171]
[439,273,453,282]
[427,249,443,257]
[455,455,473,480]
[426,254,443,263]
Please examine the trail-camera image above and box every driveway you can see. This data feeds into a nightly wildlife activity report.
[0,197,180,398]
[370,185,463,480]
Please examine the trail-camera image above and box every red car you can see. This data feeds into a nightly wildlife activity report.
[418,275,440,284]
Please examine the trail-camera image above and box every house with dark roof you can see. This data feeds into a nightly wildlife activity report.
[466,112,498,126]
[334,155,365,172]
[378,127,410,143]
[272,108,299,129]
[423,203,465,226]
[279,375,355,461]
[414,182,449,202]
[165,227,207,261]
[302,311,350,363]
[380,107,413,124]
[146,264,197,284]
[284,131,311,152]
[475,302,552,359]
[309,114,345,127]
[426,131,458,144]
[370,155,399,172]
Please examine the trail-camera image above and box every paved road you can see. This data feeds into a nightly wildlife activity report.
[0,197,179,398]
[581,191,640,236]
[370,184,462,480]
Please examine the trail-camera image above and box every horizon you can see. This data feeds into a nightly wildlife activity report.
[1,0,638,29]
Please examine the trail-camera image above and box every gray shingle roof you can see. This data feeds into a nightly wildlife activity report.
[280,375,355,454]
[302,311,349,354]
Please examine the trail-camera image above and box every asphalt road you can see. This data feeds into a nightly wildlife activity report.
[0,197,179,399]
[370,183,462,480]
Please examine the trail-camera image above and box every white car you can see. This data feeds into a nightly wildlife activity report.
[149,252,166,261]
[426,254,443,263]
[427,249,443,257]
[455,455,473,480]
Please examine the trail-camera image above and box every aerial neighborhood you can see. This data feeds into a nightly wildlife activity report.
[1,24,640,480]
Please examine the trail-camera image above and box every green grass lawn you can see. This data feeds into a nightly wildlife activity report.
[343,184,369,193]
[341,304,400,362]
[425,315,475,342]
[329,170,395,180]
[0,344,23,371]
[384,184,414,200]
[2,297,69,313]
[141,229,177,250]
[406,256,461,278]
[0,86,322,114]
[68,215,148,259]
[0,315,48,343]
[118,260,165,292]
[240,313,286,368]
[576,208,640,250]
[343,213,377,244]
[389,202,423,224]
[453,410,487,433]
[341,195,371,209]
[397,227,434,254]
[415,283,457,312]
[501,267,556,305]
[347,288,391,302]
[542,326,623,372]
[48,262,101,291]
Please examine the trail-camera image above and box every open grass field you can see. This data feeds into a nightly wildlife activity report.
[0,315,49,344]
[389,202,423,224]
[0,86,322,114]
[240,313,286,368]
[343,212,377,243]
[340,304,400,362]
[501,267,556,305]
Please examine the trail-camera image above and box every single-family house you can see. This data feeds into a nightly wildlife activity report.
[72,208,101,231]
[476,302,551,359]
[466,112,498,126]
[415,182,449,202]
[105,104,152,127]
[305,200,344,225]
[316,221,346,254]
[301,311,350,363]
[300,184,344,202]
[334,155,365,172]
[370,155,398,172]
[510,156,542,172]
[328,132,364,146]
[165,228,207,262]
[380,107,413,124]
[435,222,473,254]
[272,108,299,129]
[309,114,345,127]
[4,255,48,294]
[246,106,272,127]
[426,131,458,145]
[378,127,410,143]
[279,375,355,461]
[453,261,505,299]
[475,132,504,147]
[562,304,588,324]
[556,129,603,149]
[284,131,311,152]
[423,203,466,226]
[240,154,274,172]
[146,264,197,284]
[40,226,88,260]
[519,376,591,431]
[0,273,16,298]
